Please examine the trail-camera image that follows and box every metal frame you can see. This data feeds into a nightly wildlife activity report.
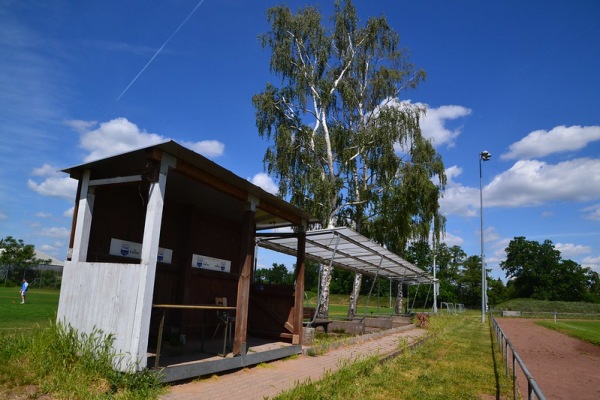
[257,227,432,284]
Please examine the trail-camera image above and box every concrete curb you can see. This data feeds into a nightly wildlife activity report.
[303,323,419,355]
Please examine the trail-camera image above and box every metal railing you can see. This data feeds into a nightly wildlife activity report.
[490,315,546,400]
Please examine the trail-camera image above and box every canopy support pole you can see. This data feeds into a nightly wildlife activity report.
[423,282,431,309]
[411,283,421,311]
[363,255,384,319]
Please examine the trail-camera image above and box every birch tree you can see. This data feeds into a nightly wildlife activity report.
[253,0,446,318]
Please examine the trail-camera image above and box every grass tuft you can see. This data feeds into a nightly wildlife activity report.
[0,322,164,399]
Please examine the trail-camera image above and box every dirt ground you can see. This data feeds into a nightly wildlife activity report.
[496,318,600,400]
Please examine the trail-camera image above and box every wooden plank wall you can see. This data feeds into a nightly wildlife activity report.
[57,260,147,371]
[152,207,243,339]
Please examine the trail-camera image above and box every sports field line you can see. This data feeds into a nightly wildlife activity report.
[556,322,599,335]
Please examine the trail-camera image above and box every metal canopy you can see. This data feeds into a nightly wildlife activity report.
[257,227,432,284]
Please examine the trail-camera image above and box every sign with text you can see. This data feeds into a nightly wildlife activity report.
[191,253,231,273]
[109,238,173,264]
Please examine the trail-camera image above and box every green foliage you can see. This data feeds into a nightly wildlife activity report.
[255,263,294,285]
[0,236,51,285]
[501,236,599,302]
[303,259,320,291]
[253,0,445,248]
[0,323,164,399]
[401,243,507,308]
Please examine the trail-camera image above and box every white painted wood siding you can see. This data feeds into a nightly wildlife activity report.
[57,260,151,371]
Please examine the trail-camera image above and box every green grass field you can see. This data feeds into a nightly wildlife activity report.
[277,312,512,400]
[0,286,59,330]
[536,320,600,346]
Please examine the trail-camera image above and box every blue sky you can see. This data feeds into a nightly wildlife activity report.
[1,0,599,280]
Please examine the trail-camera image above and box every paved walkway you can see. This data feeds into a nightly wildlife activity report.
[162,325,428,400]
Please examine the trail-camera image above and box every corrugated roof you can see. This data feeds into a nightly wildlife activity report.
[257,227,432,284]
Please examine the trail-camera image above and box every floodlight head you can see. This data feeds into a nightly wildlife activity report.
[480,151,491,161]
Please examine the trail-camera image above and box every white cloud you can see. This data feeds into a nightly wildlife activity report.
[79,118,164,162]
[27,176,77,201]
[440,231,464,247]
[29,118,227,202]
[35,212,52,218]
[31,163,62,177]
[483,226,501,243]
[39,226,70,239]
[582,256,600,273]
[63,207,74,218]
[581,203,600,221]
[440,184,479,217]
[441,158,600,218]
[420,104,472,147]
[439,165,480,217]
[502,125,600,160]
[64,119,97,133]
[487,237,511,277]
[251,173,279,195]
[70,118,226,162]
[183,140,224,158]
[445,165,463,183]
[555,242,592,259]
[485,158,600,207]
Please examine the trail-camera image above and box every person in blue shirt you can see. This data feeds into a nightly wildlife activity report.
[20,278,29,304]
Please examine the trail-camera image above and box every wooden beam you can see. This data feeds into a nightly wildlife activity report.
[257,200,303,226]
[233,202,256,355]
[88,175,142,186]
[134,153,176,369]
[67,178,83,258]
[71,169,94,262]
[174,159,247,201]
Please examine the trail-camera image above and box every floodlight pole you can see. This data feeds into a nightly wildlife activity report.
[432,250,437,314]
[479,150,491,323]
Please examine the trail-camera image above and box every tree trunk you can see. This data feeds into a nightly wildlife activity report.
[347,273,362,319]
[316,263,333,319]
[394,281,403,314]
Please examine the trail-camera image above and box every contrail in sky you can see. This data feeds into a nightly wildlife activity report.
[116,0,206,101]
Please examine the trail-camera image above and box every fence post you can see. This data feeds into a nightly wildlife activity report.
[513,353,518,400]
[505,340,509,378]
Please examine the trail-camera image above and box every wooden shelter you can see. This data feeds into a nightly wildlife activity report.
[56,141,317,382]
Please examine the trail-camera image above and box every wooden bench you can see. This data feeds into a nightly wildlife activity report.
[303,307,316,320]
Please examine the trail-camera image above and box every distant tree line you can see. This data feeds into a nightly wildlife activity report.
[0,236,51,286]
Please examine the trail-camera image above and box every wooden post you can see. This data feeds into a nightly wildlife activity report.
[71,169,94,262]
[134,153,176,369]
[292,225,306,345]
[233,198,256,355]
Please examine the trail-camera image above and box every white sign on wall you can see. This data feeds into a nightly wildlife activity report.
[191,254,231,273]
[109,238,173,264]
